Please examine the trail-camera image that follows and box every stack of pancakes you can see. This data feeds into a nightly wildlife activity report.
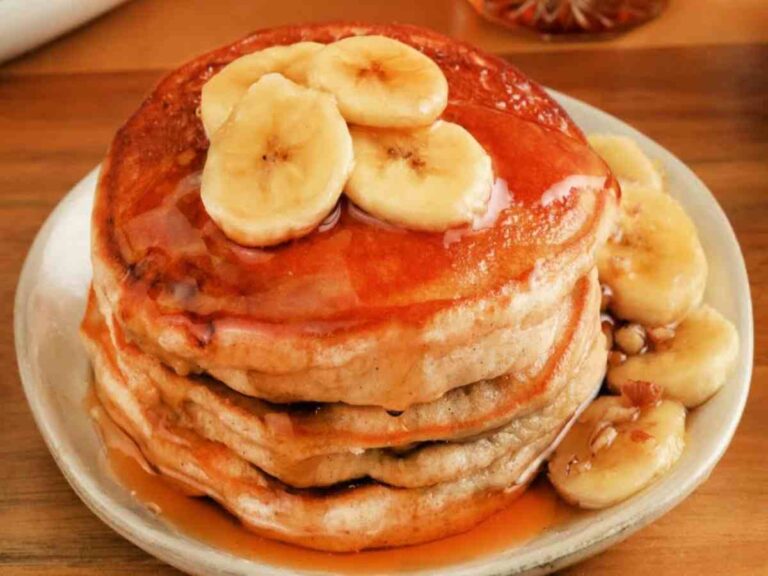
[82,23,618,551]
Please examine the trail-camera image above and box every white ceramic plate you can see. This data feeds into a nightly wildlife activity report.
[14,92,753,576]
[0,0,129,63]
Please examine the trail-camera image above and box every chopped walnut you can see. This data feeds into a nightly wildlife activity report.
[614,323,647,355]
[622,380,662,408]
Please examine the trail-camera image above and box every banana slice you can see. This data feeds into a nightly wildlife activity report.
[201,42,323,136]
[588,134,663,192]
[608,305,739,407]
[549,386,686,509]
[597,184,707,326]
[345,121,493,231]
[306,35,448,127]
[201,73,353,247]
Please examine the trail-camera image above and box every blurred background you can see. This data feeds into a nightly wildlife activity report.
[1,0,767,70]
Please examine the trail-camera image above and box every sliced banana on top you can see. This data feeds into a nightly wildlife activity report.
[588,134,663,193]
[201,73,353,247]
[608,305,739,407]
[549,386,686,509]
[597,184,707,327]
[306,35,448,128]
[345,121,493,231]
[201,42,323,136]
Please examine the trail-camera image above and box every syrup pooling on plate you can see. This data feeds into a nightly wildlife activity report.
[88,389,571,573]
[117,101,614,324]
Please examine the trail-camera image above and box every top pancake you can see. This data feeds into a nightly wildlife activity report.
[92,23,617,405]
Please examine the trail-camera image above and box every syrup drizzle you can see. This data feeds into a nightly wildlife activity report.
[118,102,614,326]
[86,388,573,573]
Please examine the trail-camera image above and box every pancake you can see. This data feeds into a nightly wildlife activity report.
[87,268,600,459]
[81,22,621,551]
[91,23,618,409]
[85,313,596,551]
[84,283,605,488]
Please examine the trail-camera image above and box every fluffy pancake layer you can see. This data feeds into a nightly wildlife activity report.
[83,296,603,551]
[85,270,603,489]
[91,22,618,409]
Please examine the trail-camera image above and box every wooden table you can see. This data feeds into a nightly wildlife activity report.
[2,1,767,574]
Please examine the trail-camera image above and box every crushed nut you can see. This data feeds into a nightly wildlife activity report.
[614,323,647,355]
[621,380,662,408]
[608,350,627,366]
[589,424,618,455]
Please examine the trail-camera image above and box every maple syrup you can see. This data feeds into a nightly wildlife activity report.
[88,388,573,573]
[117,101,612,329]
[98,22,624,332]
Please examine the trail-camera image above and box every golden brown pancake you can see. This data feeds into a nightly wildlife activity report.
[89,271,599,456]
[83,313,599,552]
[91,23,618,409]
[84,274,604,488]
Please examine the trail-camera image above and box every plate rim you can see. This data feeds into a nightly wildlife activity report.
[14,92,754,576]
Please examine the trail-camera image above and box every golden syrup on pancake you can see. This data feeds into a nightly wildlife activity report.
[87,388,573,573]
[118,100,613,327]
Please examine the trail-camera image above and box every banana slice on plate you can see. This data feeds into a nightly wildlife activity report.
[549,383,686,509]
[201,73,353,247]
[201,42,323,136]
[306,35,448,127]
[608,305,739,407]
[588,134,663,192]
[345,121,493,231]
[597,184,707,327]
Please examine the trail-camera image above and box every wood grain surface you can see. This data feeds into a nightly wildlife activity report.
[2,1,767,574]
